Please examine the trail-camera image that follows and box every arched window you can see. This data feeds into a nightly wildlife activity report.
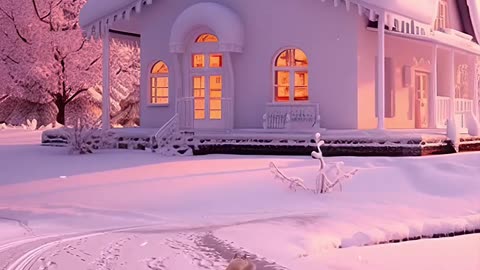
[150,61,169,105]
[195,33,219,43]
[274,48,309,102]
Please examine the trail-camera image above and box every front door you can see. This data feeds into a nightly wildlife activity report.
[193,74,223,129]
[191,52,225,130]
[414,71,429,128]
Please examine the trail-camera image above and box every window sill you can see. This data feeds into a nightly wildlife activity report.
[147,104,170,107]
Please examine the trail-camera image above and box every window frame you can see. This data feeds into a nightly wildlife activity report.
[149,61,170,107]
[434,0,448,31]
[272,48,310,103]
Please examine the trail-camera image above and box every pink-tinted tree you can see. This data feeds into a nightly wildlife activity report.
[0,0,102,124]
[0,0,140,126]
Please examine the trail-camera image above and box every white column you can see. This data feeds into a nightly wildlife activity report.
[449,50,455,119]
[429,45,438,128]
[102,29,111,130]
[377,12,386,129]
[472,56,480,119]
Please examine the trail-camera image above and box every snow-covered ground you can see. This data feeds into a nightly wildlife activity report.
[0,128,479,269]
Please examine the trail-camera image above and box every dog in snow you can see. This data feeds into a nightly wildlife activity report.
[226,253,256,270]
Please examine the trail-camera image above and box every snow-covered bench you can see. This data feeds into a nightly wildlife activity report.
[262,103,320,130]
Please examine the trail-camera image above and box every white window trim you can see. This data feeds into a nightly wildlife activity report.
[435,0,448,31]
[272,48,309,103]
[149,62,170,107]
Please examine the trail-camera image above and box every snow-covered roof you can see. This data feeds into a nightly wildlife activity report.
[79,0,477,42]
[359,0,439,24]
[79,0,153,38]
[467,0,480,42]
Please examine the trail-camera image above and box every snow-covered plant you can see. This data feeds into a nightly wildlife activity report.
[446,117,460,152]
[270,133,358,194]
[21,119,38,130]
[466,111,480,136]
[65,117,115,154]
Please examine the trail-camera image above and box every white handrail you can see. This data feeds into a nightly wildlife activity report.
[154,113,179,138]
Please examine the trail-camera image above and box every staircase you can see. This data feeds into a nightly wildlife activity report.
[151,114,194,156]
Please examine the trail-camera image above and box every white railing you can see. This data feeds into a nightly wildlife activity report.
[455,98,473,130]
[435,97,473,130]
[263,103,320,130]
[153,113,179,150]
[436,96,450,128]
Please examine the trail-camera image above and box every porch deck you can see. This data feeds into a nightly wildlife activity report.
[110,127,480,156]
[42,126,480,156]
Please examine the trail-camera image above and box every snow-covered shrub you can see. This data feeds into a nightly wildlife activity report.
[64,117,115,154]
[446,117,460,152]
[466,111,480,136]
[270,133,358,194]
[21,119,38,130]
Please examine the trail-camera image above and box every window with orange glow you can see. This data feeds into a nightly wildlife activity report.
[435,0,448,30]
[193,76,206,119]
[209,75,222,120]
[150,61,169,105]
[192,54,205,68]
[195,33,219,43]
[274,49,309,102]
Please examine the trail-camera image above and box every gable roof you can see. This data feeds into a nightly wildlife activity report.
[467,0,480,43]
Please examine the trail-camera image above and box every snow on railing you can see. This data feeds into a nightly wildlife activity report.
[436,96,450,128]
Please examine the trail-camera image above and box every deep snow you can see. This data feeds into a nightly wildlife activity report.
[0,128,479,269]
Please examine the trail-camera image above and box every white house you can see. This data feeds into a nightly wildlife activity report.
[79,0,480,135]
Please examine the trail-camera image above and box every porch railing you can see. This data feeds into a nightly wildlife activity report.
[263,103,320,130]
[436,96,450,128]
[435,97,473,130]
[455,98,473,130]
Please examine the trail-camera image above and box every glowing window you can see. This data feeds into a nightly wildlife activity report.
[195,33,219,43]
[435,0,448,30]
[150,61,169,105]
[274,49,309,102]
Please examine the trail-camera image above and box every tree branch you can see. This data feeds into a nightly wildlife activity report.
[85,56,101,71]
[0,94,9,103]
[31,0,50,24]
[65,88,88,105]
[0,6,31,44]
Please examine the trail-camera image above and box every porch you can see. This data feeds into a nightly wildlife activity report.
[41,126,480,156]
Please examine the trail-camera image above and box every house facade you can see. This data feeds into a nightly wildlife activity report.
[79,0,480,133]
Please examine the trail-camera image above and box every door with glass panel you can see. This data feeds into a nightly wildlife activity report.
[414,71,429,128]
[191,42,225,129]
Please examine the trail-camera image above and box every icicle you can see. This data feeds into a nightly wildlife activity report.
[345,0,351,11]
[357,4,363,16]
[334,0,339,7]
[135,0,142,13]
[369,9,376,21]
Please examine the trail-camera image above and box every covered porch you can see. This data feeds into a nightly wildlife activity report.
[372,13,480,133]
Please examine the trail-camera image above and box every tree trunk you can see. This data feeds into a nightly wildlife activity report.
[55,98,66,125]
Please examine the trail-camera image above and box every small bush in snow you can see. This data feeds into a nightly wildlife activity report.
[446,117,460,152]
[270,133,358,194]
[21,119,38,130]
[65,118,115,154]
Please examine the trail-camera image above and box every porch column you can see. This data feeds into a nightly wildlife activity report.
[474,57,479,118]
[449,50,456,119]
[429,45,438,128]
[376,11,386,129]
[102,29,111,130]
